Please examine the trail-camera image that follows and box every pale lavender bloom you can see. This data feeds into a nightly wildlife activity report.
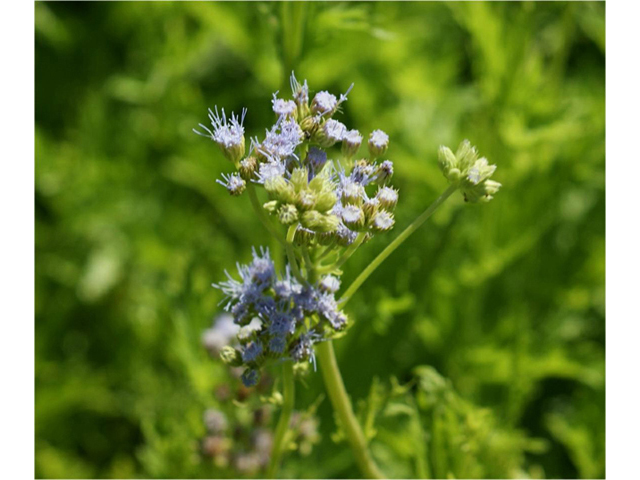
[341,204,363,224]
[259,116,303,161]
[290,72,309,105]
[272,92,297,117]
[319,275,341,293]
[311,91,338,115]
[369,129,389,150]
[202,314,239,355]
[255,160,287,184]
[194,107,246,149]
[216,172,246,195]
[322,119,347,145]
[372,210,395,231]
[376,186,399,209]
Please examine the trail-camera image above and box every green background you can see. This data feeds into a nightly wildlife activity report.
[35,2,605,478]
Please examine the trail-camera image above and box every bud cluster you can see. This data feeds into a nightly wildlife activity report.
[213,247,348,387]
[195,73,398,244]
[438,140,501,203]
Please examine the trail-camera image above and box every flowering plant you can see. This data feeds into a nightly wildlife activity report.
[195,73,500,478]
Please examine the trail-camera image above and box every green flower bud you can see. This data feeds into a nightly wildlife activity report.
[238,156,257,181]
[290,167,308,192]
[264,176,296,203]
[220,346,243,367]
[438,145,457,175]
[446,168,462,183]
[294,227,315,246]
[314,119,347,148]
[300,115,319,137]
[301,211,340,233]
[297,190,317,211]
[455,139,479,171]
[315,190,337,212]
[263,200,279,213]
[362,198,379,222]
[278,204,299,225]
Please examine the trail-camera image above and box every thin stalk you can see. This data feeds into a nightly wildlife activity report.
[315,341,384,479]
[248,185,286,247]
[340,184,457,305]
[317,232,366,274]
[286,225,305,283]
[266,361,295,478]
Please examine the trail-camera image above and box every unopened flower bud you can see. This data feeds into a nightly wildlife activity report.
[320,275,341,293]
[263,200,278,213]
[368,129,389,158]
[264,175,296,203]
[290,167,308,192]
[341,205,365,230]
[315,119,347,148]
[239,156,257,181]
[314,190,337,212]
[342,129,362,158]
[341,180,365,206]
[278,204,299,225]
[438,145,457,175]
[375,160,394,185]
[371,210,395,232]
[297,190,317,211]
[301,211,340,233]
[220,346,243,366]
[456,139,479,171]
[362,197,379,222]
[376,186,399,210]
[294,226,315,246]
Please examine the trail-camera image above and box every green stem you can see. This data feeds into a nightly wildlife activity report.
[266,361,295,479]
[248,185,286,247]
[318,232,366,274]
[315,341,384,479]
[340,184,457,305]
[286,225,305,283]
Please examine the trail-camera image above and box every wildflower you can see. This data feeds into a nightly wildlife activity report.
[216,172,246,196]
[368,129,389,158]
[371,210,395,232]
[194,107,247,164]
[376,186,399,210]
[306,147,327,178]
[272,92,297,118]
[375,160,394,184]
[319,275,341,293]
[315,119,347,148]
[202,314,239,356]
[438,140,501,203]
[342,129,363,158]
[311,91,338,116]
[341,204,365,230]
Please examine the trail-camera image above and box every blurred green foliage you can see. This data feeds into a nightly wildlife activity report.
[35,2,604,479]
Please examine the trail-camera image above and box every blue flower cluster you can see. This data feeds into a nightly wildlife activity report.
[214,248,347,387]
